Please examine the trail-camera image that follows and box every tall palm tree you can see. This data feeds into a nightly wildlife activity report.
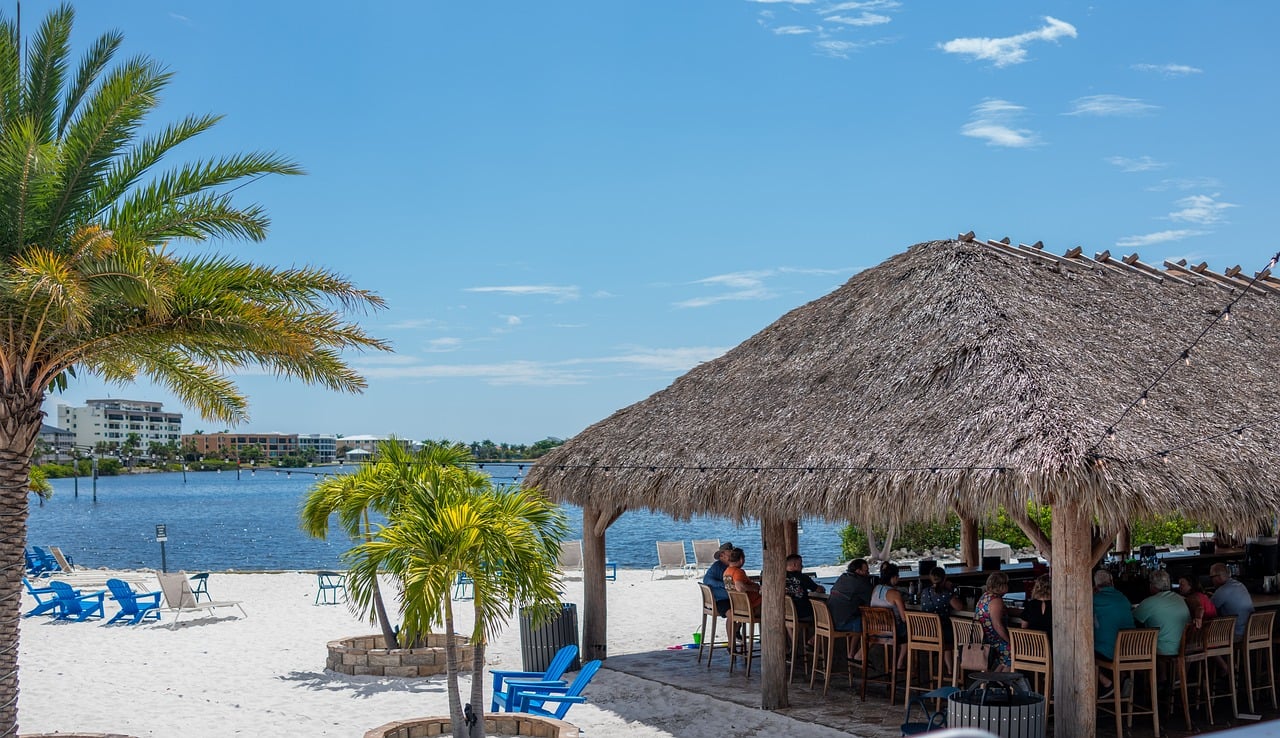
[346,460,567,738]
[0,6,388,734]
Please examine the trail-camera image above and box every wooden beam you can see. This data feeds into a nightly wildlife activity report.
[1190,261,1273,296]
[982,239,1028,261]
[581,504,610,661]
[1016,243,1088,273]
[1052,499,1097,738]
[1006,504,1052,560]
[1094,250,1167,284]
[592,506,624,538]
[1121,252,1194,286]
[960,517,979,567]
[760,516,789,709]
[784,520,799,557]
[1116,526,1131,557]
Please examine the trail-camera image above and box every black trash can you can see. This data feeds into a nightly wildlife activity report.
[519,603,580,672]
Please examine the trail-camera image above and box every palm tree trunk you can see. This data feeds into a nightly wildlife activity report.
[443,596,466,738]
[0,393,48,737]
[469,641,487,738]
[363,511,399,647]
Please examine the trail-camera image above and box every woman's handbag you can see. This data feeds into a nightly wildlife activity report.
[960,642,992,671]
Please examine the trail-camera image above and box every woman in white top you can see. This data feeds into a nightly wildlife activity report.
[872,562,908,669]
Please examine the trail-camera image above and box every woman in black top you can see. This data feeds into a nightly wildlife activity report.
[1020,573,1052,635]
[919,568,964,674]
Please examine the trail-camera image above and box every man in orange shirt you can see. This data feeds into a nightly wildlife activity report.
[722,547,761,611]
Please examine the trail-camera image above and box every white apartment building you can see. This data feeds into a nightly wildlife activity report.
[297,434,338,463]
[56,399,183,456]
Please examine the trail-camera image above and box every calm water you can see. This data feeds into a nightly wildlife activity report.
[26,465,849,571]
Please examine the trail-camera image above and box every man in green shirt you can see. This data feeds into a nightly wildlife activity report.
[1133,570,1190,656]
[1093,569,1135,696]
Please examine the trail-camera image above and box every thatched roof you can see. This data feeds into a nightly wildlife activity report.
[525,237,1280,532]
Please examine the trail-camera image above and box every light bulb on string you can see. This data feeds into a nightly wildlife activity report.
[1181,350,1191,366]
[1139,392,1148,407]
[1223,306,1232,323]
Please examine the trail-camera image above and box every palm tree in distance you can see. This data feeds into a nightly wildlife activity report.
[0,6,389,734]
[344,450,567,738]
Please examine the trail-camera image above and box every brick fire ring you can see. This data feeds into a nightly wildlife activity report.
[327,633,474,678]
[365,713,576,738]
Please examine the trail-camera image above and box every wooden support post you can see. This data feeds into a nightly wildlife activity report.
[761,516,789,709]
[784,519,799,557]
[1051,500,1096,738]
[960,517,979,567]
[581,504,609,662]
[1116,526,1131,557]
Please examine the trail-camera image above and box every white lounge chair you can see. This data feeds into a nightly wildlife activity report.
[48,546,76,573]
[558,539,617,581]
[157,571,245,625]
[691,539,721,573]
[652,541,696,579]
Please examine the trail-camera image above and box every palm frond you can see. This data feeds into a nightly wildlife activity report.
[56,27,122,138]
[87,113,222,216]
[22,3,72,143]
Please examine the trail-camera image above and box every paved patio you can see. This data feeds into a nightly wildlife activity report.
[604,645,1280,737]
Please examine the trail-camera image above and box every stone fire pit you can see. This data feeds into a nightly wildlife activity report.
[364,714,575,738]
[327,633,474,678]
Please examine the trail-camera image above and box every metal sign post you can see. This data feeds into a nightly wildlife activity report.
[156,524,168,573]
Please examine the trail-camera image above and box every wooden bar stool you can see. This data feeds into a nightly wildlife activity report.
[950,618,983,687]
[783,597,812,684]
[810,598,855,695]
[904,611,945,701]
[1169,623,1205,731]
[860,606,901,705]
[1240,610,1277,713]
[1008,627,1052,715]
[1096,627,1160,738]
[1195,616,1239,724]
[726,590,761,677]
[697,583,725,667]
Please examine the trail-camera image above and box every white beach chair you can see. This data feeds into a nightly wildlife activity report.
[558,540,584,574]
[157,571,245,626]
[691,539,721,573]
[652,541,695,579]
[48,546,76,573]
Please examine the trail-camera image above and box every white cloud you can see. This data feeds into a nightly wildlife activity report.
[590,346,730,373]
[673,267,853,308]
[500,314,523,326]
[1147,177,1221,192]
[748,0,814,3]
[347,354,421,366]
[773,25,813,35]
[826,12,891,26]
[1115,230,1206,248]
[960,99,1040,148]
[464,285,580,301]
[1106,155,1167,172]
[1168,193,1237,225]
[424,337,462,353]
[820,0,900,11]
[939,16,1076,67]
[813,38,894,58]
[386,317,445,330]
[1132,63,1202,77]
[358,360,591,386]
[1066,95,1158,116]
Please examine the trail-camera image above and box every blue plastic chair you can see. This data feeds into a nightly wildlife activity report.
[189,572,211,602]
[31,546,59,573]
[453,571,474,600]
[24,549,46,576]
[315,571,347,605]
[506,659,602,719]
[105,578,162,625]
[22,578,59,617]
[489,644,579,711]
[47,581,105,621]
[901,686,960,735]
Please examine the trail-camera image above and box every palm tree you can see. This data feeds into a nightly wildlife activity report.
[345,458,567,738]
[300,440,476,647]
[0,6,388,734]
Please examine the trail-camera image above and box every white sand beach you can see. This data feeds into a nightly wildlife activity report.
[19,567,858,738]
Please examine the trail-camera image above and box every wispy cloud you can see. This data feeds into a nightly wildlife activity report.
[1115,230,1205,248]
[1147,177,1221,192]
[826,12,891,26]
[1106,155,1167,172]
[748,0,814,4]
[424,337,462,353]
[386,317,445,330]
[960,99,1040,148]
[675,267,852,308]
[1066,95,1158,117]
[1168,193,1236,225]
[813,38,895,58]
[590,346,729,373]
[464,285,580,302]
[1132,63,1202,77]
[939,16,1076,67]
[820,0,901,11]
[773,25,813,34]
[500,314,523,326]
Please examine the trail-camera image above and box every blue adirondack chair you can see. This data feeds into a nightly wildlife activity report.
[24,549,46,576]
[489,644,579,711]
[22,578,59,617]
[31,546,60,573]
[47,581,105,621]
[506,659,602,719]
[105,578,162,625]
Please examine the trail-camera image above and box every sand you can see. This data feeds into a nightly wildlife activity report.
[18,567,859,738]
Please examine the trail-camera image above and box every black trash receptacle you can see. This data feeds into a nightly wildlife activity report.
[519,603,580,672]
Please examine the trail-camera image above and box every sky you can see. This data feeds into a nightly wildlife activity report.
[38,1,1280,443]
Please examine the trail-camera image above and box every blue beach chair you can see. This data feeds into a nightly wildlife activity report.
[22,578,59,617]
[506,659,602,719]
[315,571,347,605]
[47,581,105,621]
[489,644,578,711]
[106,578,162,625]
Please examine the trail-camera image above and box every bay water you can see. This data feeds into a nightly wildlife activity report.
[26,464,849,572]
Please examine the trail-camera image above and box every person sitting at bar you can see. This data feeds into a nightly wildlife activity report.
[1021,573,1052,636]
[784,553,824,622]
[1177,574,1216,628]
[722,547,761,612]
[975,572,1012,672]
[1133,570,1190,657]
[1209,562,1253,641]
[828,558,874,659]
[1093,569,1135,697]
[702,541,735,616]
[872,562,909,669]
[920,568,964,674]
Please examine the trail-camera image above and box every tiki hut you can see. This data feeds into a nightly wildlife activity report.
[524,235,1280,737]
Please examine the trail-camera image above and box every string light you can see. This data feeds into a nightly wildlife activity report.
[1181,350,1191,366]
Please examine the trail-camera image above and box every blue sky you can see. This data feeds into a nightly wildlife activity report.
[43,1,1280,443]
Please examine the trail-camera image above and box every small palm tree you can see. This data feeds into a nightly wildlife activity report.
[345,454,567,738]
[0,6,388,733]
